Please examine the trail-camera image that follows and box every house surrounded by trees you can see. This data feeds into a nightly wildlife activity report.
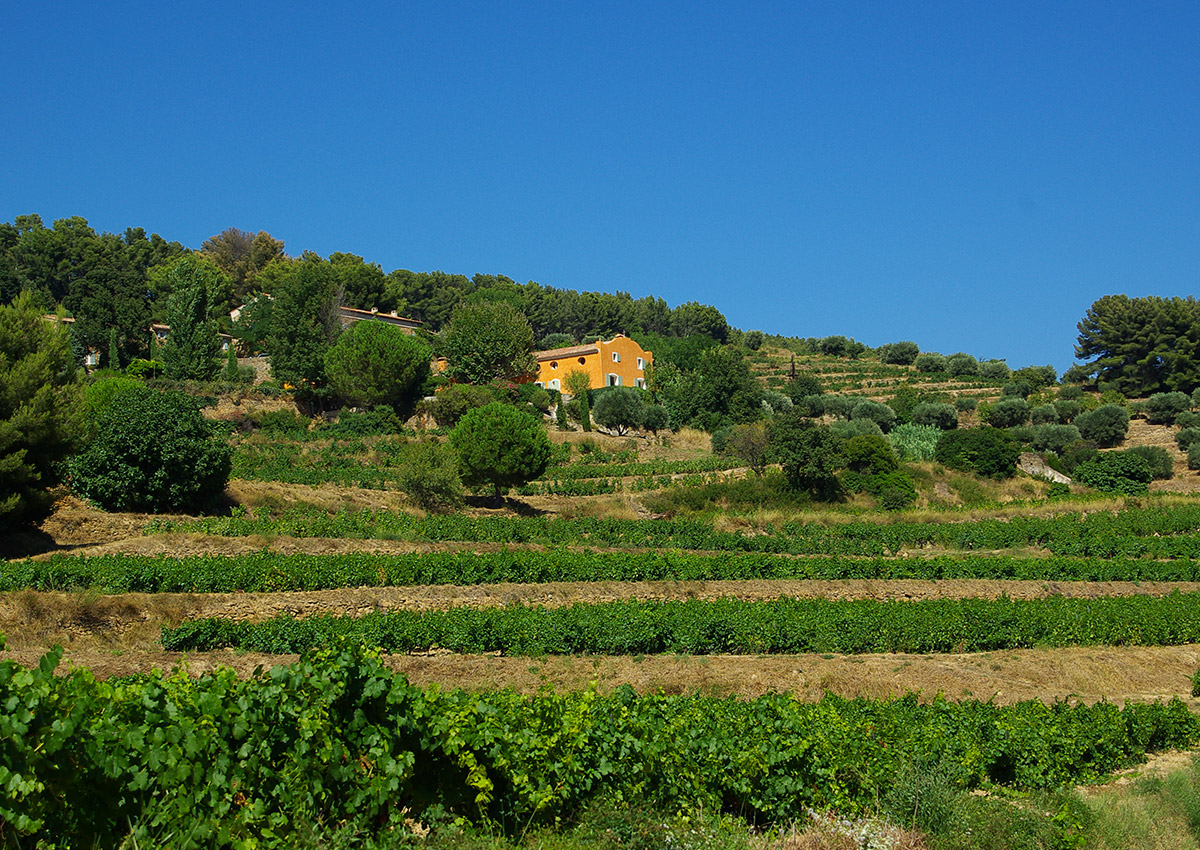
[532,334,652,391]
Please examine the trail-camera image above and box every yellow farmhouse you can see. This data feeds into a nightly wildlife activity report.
[532,334,652,393]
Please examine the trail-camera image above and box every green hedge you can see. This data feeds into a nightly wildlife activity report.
[13,550,1200,594]
[4,643,1197,847]
[145,502,1200,559]
[163,593,1200,655]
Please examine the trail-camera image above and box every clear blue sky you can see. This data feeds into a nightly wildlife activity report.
[5,2,1198,372]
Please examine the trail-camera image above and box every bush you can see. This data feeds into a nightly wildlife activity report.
[320,408,403,438]
[768,414,844,500]
[1053,399,1082,423]
[821,395,855,420]
[422,383,500,427]
[842,434,898,475]
[913,353,946,373]
[1145,392,1191,425]
[1189,444,1200,471]
[953,396,978,412]
[1031,424,1082,454]
[795,394,825,417]
[851,400,896,433]
[743,330,764,350]
[878,341,919,365]
[641,404,669,435]
[830,418,883,439]
[871,471,918,511]
[1074,452,1154,496]
[977,360,1011,382]
[1176,411,1200,429]
[986,398,1030,428]
[392,440,464,512]
[1057,440,1099,475]
[912,402,958,430]
[1125,445,1174,480]
[783,374,823,401]
[449,402,551,500]
[1001,381,1032,399]
[888,423,941,462]
[592,387,646,436]
[70,387,232,511]
[1177,427,1200,452]
[935,427,1020,478]
[945,352,978,376]
[1030,404,1059,425]
[723,421,771,472]
[1075,404,1130,448]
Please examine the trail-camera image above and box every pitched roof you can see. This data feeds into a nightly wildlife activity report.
[533,343,600,361]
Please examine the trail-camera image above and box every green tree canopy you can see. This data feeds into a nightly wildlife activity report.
[161,255,223,381]
[1076,294,1200,396]
[592,387,645,436]
[768,413,844,500]
[0,294,84,531]
[266,255,342,406]
[449,402,551,501]
[441,301,536,385]
[70,386,231,512]
[325,320,431,411]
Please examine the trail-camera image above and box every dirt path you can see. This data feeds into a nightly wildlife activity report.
[5,643,1198,708]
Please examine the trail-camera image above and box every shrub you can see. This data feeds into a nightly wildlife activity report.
[912,402,958,430]
[592,388,646,436]
[945,352,978,376]
[1177,427,1200,452]
[1057,441,1099,475]
[423,383,500,427]
[1190,444,1200,471]
[1176,411,1200,429]
[768,414,844,500]
[70,387,232,511]
[1031,424,1083,455]
[1030,404,1059,425]
[392,440,464,512]
[449,402,551,500]
[977,360,1011,382]
[795,394,825,417]
[1125,445,1174,480]
[954,396,978,412]
[878,341,919,365]
[723,421,771,472]
[888,423,941,462]
[870,471,918,511]
[934,427,1020,478]
[851,400,897,433]
[1001,381,1032,399]
[1057,384,1083,401]
[320,408,403,438]
[842,434,898,475]
[830,418,884,439]
[762,390,792,414]
[1074,452,1154,496]
[1075,404,1130,447]
[743,330,765,350]
[913,353,946,373]
[821,395,855,420]
[1144,392,1190,425]
[986,398,1030,428]
[641,405,669,435]
[1053,399,1082,423]
[783,374,823,401]
[1006,425,1034,445]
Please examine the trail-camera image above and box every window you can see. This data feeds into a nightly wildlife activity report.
[550,361,558,369]
[607,373,621,386]
[612,351,621,362]
[636,357,644,370]
[549,379,560,390]
[635,378,645,389]
[578,357,586,365]
[535,381,544,388]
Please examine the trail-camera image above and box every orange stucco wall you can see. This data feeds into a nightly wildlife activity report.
[535,335,652,393]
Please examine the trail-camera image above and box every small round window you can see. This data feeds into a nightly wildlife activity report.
[578,357,586,365]
[550,361,558,369]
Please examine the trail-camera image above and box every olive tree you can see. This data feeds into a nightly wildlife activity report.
[592,387,645,436]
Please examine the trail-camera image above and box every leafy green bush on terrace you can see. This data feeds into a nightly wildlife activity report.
[4,643,1196,845]
[145,502,1200,559]
[163,593,1200,656]
[18,550,1200,594]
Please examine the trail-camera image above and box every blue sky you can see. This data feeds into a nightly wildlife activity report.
[4,2,1197,372]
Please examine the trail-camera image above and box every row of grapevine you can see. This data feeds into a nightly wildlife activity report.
[162,593,1200,655]
[145,502,1200,558]
[4,644,1196,847]
[12,550,1200,594]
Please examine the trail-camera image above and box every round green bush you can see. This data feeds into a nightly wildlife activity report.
[912,402,958,430]
[986,398,1030,428]
[1031,424,1082,454]
[1189,444,1200,471]
[851,400,897,433]
[1145,392,1191,425]
[70,387,233,511]
[1074,452,1153,496]
[1074,404,1130,448]
[934,427,1020,479]
[1178,427,1200,452]
[913,353,946,374]
[1124,445,1174,480]
[1030,404,1059,425]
